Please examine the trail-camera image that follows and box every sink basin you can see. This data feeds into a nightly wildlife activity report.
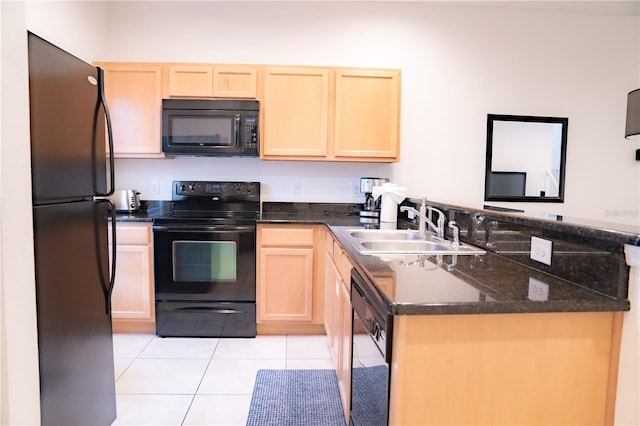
[349,230,425,241]
[336,227,486,256]
[361,240,448,252]
[357,240,486,255]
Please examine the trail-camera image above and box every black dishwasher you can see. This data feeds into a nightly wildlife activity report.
[350,269,392,426]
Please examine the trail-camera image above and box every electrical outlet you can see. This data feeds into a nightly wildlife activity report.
[530,236,552,265]
[151,179,159,194]
[528,277,549,301]
[351,181,361,197]
[293,183,301,196]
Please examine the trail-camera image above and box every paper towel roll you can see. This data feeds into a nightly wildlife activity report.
[380,194,398,223]
[373,182,407,223]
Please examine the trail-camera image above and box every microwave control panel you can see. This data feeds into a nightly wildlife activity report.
[243,117,258,149]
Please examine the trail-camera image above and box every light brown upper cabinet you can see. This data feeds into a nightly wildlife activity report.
[95,61,399,161]
[96,62,164,158]
[213,66,258,98]
[261,66,401,162]
[167,64,258,99]
[262,67,330,157]
[334,69,400,160]
[167,65,214,97]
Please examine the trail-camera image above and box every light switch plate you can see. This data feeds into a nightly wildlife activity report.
[530,236,552,265]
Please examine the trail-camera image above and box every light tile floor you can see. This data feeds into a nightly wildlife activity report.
[112,334,333,426]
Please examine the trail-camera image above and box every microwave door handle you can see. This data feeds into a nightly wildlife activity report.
[234,114,240,147]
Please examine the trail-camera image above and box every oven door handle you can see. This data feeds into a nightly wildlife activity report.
[153,225,255,233]
[172,306,246,314]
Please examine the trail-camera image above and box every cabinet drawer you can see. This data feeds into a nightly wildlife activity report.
[111,223,152,245]
[260,227,315,246]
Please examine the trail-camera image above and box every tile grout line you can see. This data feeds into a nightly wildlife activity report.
[180,338,221,426]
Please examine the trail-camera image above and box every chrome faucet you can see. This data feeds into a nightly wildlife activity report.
[400,198,446,239]
[448,220,460,247]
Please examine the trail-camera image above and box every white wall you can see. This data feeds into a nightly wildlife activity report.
[1,3,41,424]
[25,0,109,63]
[100,1,640,226]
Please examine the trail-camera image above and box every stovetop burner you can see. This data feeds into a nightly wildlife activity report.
[155,180,260,224]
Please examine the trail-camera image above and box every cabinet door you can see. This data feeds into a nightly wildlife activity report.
[99,63,163,157]
[325,251,341,366]
[168,65,214,97]
[258,247,314,322]
[111,244,152,320]
[334,69,400,160]
[262,67,329,157]
[213,66,258,98]
[338,277,352,421]
[324,239,336,337]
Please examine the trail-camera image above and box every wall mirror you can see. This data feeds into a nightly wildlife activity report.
[484,114,568,203]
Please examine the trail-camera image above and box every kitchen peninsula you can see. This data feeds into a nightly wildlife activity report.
[257,199,635,426]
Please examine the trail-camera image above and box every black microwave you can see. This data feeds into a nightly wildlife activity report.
[162,99,259,156]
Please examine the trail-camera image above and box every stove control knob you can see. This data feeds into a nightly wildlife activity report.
[189,183,197,192]
[179,184,186,192]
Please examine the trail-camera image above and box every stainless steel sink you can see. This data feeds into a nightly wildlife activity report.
[349,230,425,241]
[358,240,486,255]
[338,228,486,256]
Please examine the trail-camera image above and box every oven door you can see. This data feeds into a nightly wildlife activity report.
[153,224,256,302]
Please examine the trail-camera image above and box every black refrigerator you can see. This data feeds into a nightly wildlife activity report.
[27,32,117,426]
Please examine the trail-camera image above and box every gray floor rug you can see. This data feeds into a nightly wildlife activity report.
[246,369,347,426]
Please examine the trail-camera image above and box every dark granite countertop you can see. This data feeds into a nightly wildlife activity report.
[259,202,364,227]
[330,226,629,316]
[114,201,170,222]
[259,202,630,316]
[117,200,630,316]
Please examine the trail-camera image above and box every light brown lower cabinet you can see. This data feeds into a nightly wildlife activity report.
[325,231,353,423]
[389,311,623,425]
[110,222,155,333]
[256,224,326,335]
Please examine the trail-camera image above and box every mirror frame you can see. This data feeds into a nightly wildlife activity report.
[484,114,568,203]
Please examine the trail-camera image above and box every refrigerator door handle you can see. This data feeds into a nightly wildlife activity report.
[106,201,116,314]
[96,66,115,197]
[96,199,117,314]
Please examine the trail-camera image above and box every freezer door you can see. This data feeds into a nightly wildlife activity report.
[33,201,116,426]
[28,32,108,203]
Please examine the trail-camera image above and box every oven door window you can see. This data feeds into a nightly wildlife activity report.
[168,115,235,147]
[172,240,237,282]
